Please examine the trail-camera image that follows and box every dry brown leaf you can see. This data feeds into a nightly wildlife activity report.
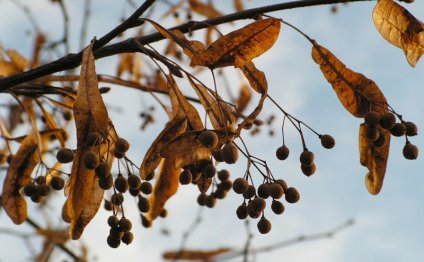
[6,50,29,71]
[237,62,268,132]
[373,0,424,67]
[37,103,67,147]
[30,34,46,68]
[312,44,388,117]
[188,76,236,129]
[168,74,204,130]
[236,82,252,113]
[0,60,19,77]
[163,248,232,260]
[67,40,109,221]
[190,18,281,68]
[359,124,391,195]
[147,158,180,222]
[189,0,222,19]
[36,228,69,245]
[2,129,39,224]
[234,0,244,11]
[312,43,391,195]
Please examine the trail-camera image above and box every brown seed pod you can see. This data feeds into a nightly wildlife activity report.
[320,134,335,149]
[301,163,316,177]
[38,185,51,197]
[119,217,132,232]
[62,110,73,121]
[222,142,238,164]
[82,150,99,170]
[137,195,150,213]
[140,181,153,195]
[365,125,380,141]
[197,193,207,206]
[268,183,284,199]
[217,169,230,181]
[276,145,290,160]
[299,150,314,166]
[364,111,380,126]
[220,180,233,191]
[95,162,110,178]
[247,207,261,219]
[31,193,42,203]
[205,195,217,208]
[257,183,270,199]
[285,187,300,204]
[236,203,248,220]
[198,130,218,148]
[107,215,119,228]
[122,231,134,245]
[202,162,216,178]
[107,235,121,248]
[213,188,227,199]
[232,178,249,194]
[114,174,128,193]
[275,179,288,192]
[403,142,419,160]
[179,169,193,185]
[145,172,155,181]
[56,148,74,163]
[50,176,65,190]
[109,227,124,240]
[99,174,113,190]
[111,193,124,206]
[140,214,152,228]
[115,137,130,153]
[129,188,141,197]
[257,216,272,234]
[373,133,387,148]
[104,200,113,211]
[23,183,38,197]
[271,200,285,215]
[380,112,396,130]
[390,123,407,137]
[212,149,224,162]
[404,121,418,136]
[128,174,142,190]
[249,197,266,213]
[242,185,256,199]
[159,209,168,218]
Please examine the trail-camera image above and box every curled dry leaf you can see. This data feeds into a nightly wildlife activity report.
[188,76,236,129]
[188,0,222,19]
[373,0,424,67]
[36,228,69,245]
[147,159,180,222]
[190,18,281,68]
[359,123,391,195]
[163,248,232,261]
[236,83,252,113]
[2,129,40,224]
[312,43,391,194]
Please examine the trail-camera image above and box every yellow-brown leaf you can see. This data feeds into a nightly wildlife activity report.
[190,18,281,68]
[2,130,39,224]
[163,248,232,260]
[312,44,387,117]
[189,0,222,19]
[236,83,252,113]
[147,159,180,222]
[373,0,424,67]
[359,123,391,195]
[6,50,29,71]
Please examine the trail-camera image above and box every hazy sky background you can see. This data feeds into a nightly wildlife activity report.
[0,0,423,261]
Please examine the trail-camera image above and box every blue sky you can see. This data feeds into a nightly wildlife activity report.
[0,0,423,261]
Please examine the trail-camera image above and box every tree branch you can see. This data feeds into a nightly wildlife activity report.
[0,0,372,91]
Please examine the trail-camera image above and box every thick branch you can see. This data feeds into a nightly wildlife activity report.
[0,0,372,91]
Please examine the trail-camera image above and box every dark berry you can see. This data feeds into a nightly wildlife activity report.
[242,185,256,199]
[257,183,270,199]
[56,148,74,163]
[285,187,300,203]
[62,110,72,121]
[140,182,152,195]
[364,111,380,126]
[257,216,272,234]
[129,188,141,196]
[249,197,266,213]
[99,174,113,190]
[137,195,150,213]
[145,172,155,181]
[197,193,207,206]
[198,130,218,148]
[35,176,46,185]
[23,183,38,197]
[114,174,128,193]
[366,125,380,141]
[115,137,130,153]
[276,145,289,160]
[111,193,124,205]
[107,216,119,228]
[220,180,232,191]
[119,217,132,232]
[82,150,99,170]
[38,185,51,197]
[50,176,65,190]
[109,227,124,240]
[213,188,227,199]
[159,209,168,218]
[222,142,238,164]
[122,231,134,245]
[275,179,288,192]
[236,203,248,220]
[179,169,192,185]
[140,214,152,228]
[268,183,284,199]
[232,178,248,194]
[299,150,314,166]
[217,170,230,181]
[403,142,419,160]
[31,193,42,203]
[107,235,121,248]
[271,200,285,215]
[95,162,110,178]
[373,133,387,148]
[301,163,316,177]
[202,162,216,178]
[205,195,216,208]
[404,121,418,136]
[380,112,396,130]
[104,200,112,211]
[212,149,224,162]
[320,134,335,149]
[127,174,141,190]
[390,123,407,137]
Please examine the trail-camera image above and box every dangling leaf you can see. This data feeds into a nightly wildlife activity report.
[373,0,424,67]
[234,0,244,11]
[188,0,222,19]
[6,50,29,71]
[190,18,281,68]
[2,129,39,224]
[163,248,232,261]
[188,76,236,129]
[312,43,387,117]
[312,43,391,195]
[147,159,180,222]
[237,62,268,132]
[236,83,252,113]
